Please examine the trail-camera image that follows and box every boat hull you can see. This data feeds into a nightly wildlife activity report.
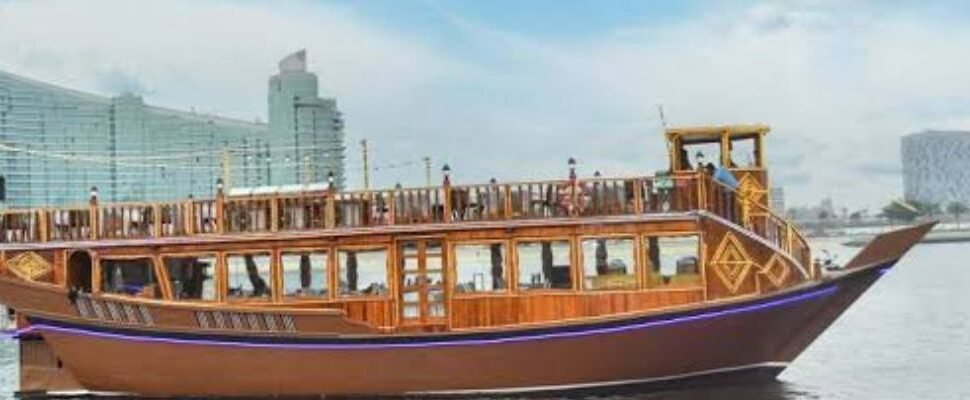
[23,264,886,397]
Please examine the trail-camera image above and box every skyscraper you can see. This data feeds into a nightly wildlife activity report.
[0,51,346,208]
[901,130,970,205]
[267,50,346,188]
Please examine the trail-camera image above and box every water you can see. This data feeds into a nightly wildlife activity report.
[0,337,17,398]
[1,242,967,399]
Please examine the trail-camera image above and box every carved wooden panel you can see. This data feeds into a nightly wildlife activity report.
[709,233,754,295]
[4,251,54,282]
[702,217,807,299]
[758,254,791,290]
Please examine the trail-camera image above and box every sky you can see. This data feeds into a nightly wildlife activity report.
[1,0,969,211]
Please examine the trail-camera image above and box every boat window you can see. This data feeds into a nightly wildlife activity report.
[453,243,507,294]
[681,142,721,171]
[516,240,572,290]
[729,137,758,168]
[582,238,637,291]
[644,235,702,287]
[226,253,273,300]
[338,248,389,297]
[99,258,161,299]
[281,250,328,298]
[163,255,217,301]
[67,251,93,293]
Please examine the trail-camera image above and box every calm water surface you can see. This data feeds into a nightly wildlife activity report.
[0,241,967,399]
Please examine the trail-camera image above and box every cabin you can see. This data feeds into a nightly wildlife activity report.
[0,125,811,334]
[667,124,771,208]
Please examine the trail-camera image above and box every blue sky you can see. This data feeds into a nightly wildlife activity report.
[1,0,969,210]
[337,0,699,37]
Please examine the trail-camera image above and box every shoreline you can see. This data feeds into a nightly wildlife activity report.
[839,229,970,247]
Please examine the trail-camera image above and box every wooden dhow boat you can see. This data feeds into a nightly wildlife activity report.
[0,125,933,397]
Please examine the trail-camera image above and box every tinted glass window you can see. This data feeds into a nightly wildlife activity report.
[644,236,702,287]
[338,248,388,297]
[226,253,272,299]
[164,255,217,301]
[454,243,507,294]
[101,258,161,299]
[582,238,636,290]
[282,250,328,298]
[517,240,572,290]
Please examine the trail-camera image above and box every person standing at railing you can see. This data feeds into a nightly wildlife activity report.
[711,163,740,190]
[706,162,740,223]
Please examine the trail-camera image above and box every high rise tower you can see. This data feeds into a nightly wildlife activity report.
[268,50,346,188]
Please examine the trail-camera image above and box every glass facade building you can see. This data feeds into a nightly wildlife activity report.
[901,130,970,205]
[0,51,345,208]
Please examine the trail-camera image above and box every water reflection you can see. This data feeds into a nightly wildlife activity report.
[0,338,17,397]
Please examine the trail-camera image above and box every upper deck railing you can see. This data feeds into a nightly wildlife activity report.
[0,173,810,268]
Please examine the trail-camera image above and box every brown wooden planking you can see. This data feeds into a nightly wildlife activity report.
[450,290,703,329]
[0,213,812,332]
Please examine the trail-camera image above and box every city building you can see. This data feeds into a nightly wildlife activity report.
[901,130,970,205]
[267,50,346,189]
[769,187,785,213]
[0,50,345,208]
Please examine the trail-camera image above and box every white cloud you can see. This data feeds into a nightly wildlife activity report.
[0,0,459,123]
[422,1,970,209]
[1,0,967,210]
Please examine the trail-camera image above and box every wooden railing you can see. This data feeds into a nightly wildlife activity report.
[0,211,42,243]
[747,202,812,269]
[99,203,154,239]
[48,207,93,242]
[701,175,812,270]
[0,173,808,269]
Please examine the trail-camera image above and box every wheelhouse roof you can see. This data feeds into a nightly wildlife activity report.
[665,124,770,144]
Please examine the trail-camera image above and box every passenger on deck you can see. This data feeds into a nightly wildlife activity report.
[711,163,740,190]
[709,162,740,223]
[679,148,692,171]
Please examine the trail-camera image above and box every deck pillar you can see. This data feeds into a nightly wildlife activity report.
[37,210,48,242]
[325,174,336,229]
[215,178,226,234]
[633,179,644,214]
[442,164,452,223]
[88,186,99,240]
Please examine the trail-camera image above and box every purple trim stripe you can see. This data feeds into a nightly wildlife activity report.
[1,326,36,339]
[28,286,839,350]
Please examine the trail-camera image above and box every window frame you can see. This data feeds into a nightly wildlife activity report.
[641,233,705,289]
[278,246,333,301]
[223,249,276,303]
[334,245,392,299]
[577,234,641,292]
[450,239,511,298]
[159,251,221,302]
[95,254,165,299]
[512,236,577,293]
[727,135,764,170]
